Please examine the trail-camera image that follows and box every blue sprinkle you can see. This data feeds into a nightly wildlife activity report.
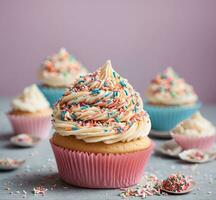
[120,80,126,87]
[104,129,108,133]
[91,88,100,95]
[104,92,111,97]
[78,80,84,84]
[124,90,128,96]
[113,71,116,78]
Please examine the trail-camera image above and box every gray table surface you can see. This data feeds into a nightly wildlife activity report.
[0,97,215,200]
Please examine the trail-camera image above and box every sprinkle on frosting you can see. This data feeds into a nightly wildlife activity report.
[53,60,151,144]
[11,84,50,113]
[38,48,88,87]
[172,112,215,137]
[146,67,198,105]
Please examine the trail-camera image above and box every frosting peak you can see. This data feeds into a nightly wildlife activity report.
[12,84,50,113]
[53,60,151,144]
[146,67,198,105]
[172,112,215,137]
[38,48,88,87]
[100,60,113,79]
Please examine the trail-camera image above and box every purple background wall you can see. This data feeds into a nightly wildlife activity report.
[0,0,215,103]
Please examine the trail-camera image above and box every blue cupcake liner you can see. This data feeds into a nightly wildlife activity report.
[144,102,201,131]
[38,84,66,108]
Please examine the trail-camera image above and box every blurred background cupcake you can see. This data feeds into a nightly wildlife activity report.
[171,112,216,150]
[7,84,52,139]
[50,60,154,188]
[38,48,88,107]
[144,67,201,133]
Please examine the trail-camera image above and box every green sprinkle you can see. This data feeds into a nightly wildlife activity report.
[63,72,68,77]
[116,127,123,133]
[113,91,118,98]
[120,80,126,87]
[161,74,167,79]
[71,113,77,119]
[113,71,116,78]
[114,117,120,123]
[80,105,89,110]
[134,106,138,113]
[72,126,79,131]
[103,81,108,87]
[107,100,112,104]
[159,87,165,92]
[61,111,66,120]
[91,88,100,95]
[107,112,115,117]
[170,91,176,97]
[104,129,108,133]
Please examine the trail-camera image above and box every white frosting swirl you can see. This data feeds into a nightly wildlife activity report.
[172,112,215,137]
[53,60,151,144]
[12,84,50,113]
[38,48,88,87]
[146,68,198,105]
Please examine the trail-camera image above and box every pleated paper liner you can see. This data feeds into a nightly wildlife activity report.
[171,132,216,150]
[7,114,52,139]
[50,140,154,188]
[144,102,201,131]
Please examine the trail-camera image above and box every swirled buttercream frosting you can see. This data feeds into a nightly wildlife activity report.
[146,67,198,105]
[172,112,215,137]
[12,84,50,113]
[53,60,151,144]
[38,48,88,87]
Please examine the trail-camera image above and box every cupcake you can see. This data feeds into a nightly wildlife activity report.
[144,67,201,131]
[7,84,52,139]
[38,48,88,107]
[171,112,216,150]
[50,60,154,188]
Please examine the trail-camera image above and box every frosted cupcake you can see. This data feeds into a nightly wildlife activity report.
[171,112,216,150]
[144,68,201,131]
[7,84,52,139]
[38,48,88,107]
[50,60,154,188]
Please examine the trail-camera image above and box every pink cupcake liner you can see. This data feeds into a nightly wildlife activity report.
[7,114,52,139]
[50,140,154,188]
[171,133,216,151]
